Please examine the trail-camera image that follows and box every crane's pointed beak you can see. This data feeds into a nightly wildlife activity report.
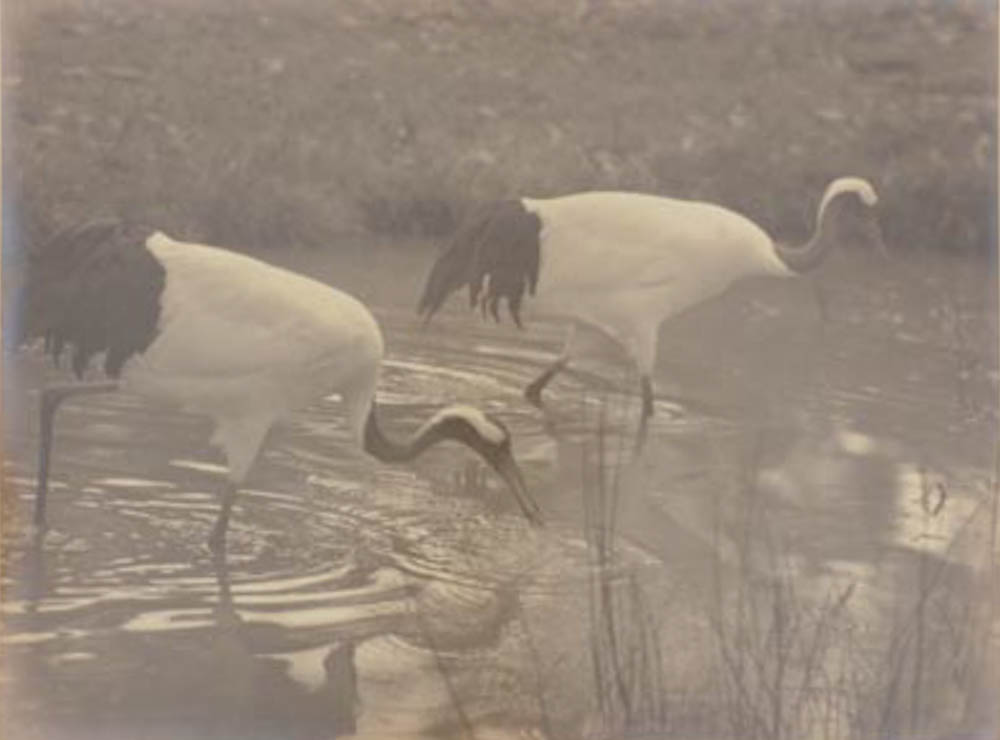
[811,278,830,323]
[491,453,544,527]
[868,217,890,259]
[876,229,890,260]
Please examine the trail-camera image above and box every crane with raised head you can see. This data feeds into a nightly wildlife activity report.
[418,177,881,441]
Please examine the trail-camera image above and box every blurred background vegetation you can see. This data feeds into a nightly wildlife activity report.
[2,0,996,256]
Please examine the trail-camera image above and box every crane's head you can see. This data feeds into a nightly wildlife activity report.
[777,176,888,274]
[426,406,543,526]
[838,177,878,208]
[824,177,888,258]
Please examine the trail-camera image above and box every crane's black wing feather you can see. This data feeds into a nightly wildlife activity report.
[417,200,541,328]
[19,219,166,378]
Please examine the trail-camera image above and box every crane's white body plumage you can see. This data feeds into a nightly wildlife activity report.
[27,226,541,545]
[522,192,792,374]
[419,176,879,424]
[124,232,384,479]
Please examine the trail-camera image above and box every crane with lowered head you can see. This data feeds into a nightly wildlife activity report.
[19,221,543,552]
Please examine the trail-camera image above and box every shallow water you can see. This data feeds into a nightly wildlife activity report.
[1,248,997,739]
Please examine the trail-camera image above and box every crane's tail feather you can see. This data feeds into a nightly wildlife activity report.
[417,200,541,329]
[18,219,166,378]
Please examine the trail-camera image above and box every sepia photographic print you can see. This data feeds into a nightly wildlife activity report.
[1,1,997,738]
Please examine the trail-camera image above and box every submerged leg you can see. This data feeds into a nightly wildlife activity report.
[524,358,568,409]
[35,381,119,530]
[640,375,655,420]
[811,277,830,323]
[634,375,655,453]
[207,415,273,552]
[525,324,576,408]
[629,325,659,452]
[208,481,239,553]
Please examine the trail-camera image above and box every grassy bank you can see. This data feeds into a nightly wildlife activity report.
[3,0,996,255]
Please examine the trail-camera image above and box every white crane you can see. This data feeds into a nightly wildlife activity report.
[418,177,881,439]
[20,221,542,551]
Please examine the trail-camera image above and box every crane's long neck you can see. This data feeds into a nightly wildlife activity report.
[360,400,542,526]
[774,178,873,274]
[362,405,441,463]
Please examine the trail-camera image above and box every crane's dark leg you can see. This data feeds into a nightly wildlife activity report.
[633,375,655,453]
[629,322,659,453]
[35,382,119,531]
[640,375,655,419]
[811,277,830,323]
[208,481,238,553]
[206,417,271,553]
[525,357,568,408]
[210,545,232,603]
[525,325,576,409]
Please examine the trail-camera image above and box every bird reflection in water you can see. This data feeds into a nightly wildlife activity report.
[210,553,361,739]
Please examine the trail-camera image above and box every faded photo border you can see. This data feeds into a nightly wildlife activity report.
[1,2,998,739]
